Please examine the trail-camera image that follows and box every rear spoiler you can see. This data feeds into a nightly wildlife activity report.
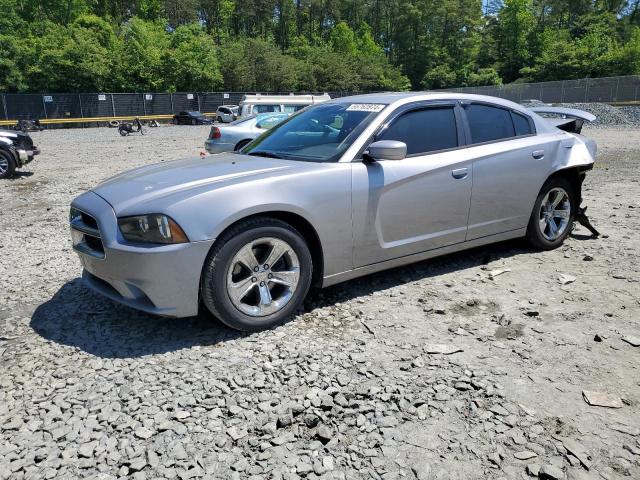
[528,106,596,134]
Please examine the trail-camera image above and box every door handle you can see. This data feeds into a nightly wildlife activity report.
[452,168,468,180]
[532,150,545,159]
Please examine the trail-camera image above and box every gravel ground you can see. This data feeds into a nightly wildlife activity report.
[1,125,639,480]
[520,102,640,128]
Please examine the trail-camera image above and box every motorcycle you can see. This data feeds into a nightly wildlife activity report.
[118,118,145,136]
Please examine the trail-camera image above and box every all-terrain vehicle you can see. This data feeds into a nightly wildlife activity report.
[0,130,40,179]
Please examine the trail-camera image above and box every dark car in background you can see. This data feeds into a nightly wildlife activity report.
[172,111,213,125]
[0,130,40,179]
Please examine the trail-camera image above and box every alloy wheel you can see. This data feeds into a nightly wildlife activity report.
[226,237,300,317]
[538,187,571,241]
[0,157,8,176]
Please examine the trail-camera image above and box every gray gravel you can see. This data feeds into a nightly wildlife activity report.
[521,101,640,128]
[1,125,639,479]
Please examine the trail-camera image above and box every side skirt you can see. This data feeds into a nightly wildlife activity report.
[321,228,526,288]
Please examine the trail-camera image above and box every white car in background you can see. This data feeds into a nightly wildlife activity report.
[238,94,330,117]
[215,105,239,123]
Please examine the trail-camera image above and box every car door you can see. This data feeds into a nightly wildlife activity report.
[351,102,474,267]
[462,103,561,240]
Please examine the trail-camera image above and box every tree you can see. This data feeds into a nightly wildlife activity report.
[1,0,639,93]
[163,24,223,91]
[118,17,170,91]
[495,0,535,82]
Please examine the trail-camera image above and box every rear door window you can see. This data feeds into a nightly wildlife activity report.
[511,111,533,136]
[465,104,516,144]
[378,106,458,156]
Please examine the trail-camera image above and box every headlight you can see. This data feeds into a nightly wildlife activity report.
[69,206,82,223]
[118,214,189,244]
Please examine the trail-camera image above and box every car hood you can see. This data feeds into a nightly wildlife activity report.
[92,152,319,214]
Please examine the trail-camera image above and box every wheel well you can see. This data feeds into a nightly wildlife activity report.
[234,139,252,151]
[547,167,585,203]
[0,146,17,162]
[216,212,325,287]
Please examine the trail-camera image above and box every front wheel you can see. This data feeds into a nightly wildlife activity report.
[0,150,16,179]
[118,128,128,136]
[201,217,313,332]
[526,177,575,250]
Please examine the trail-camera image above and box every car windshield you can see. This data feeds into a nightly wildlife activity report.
[243,103,385,162]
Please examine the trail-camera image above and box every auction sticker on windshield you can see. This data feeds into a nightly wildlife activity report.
[346,104,386,112]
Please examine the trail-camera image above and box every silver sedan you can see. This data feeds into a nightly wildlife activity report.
[70,93,597,331]
[204,113,289,154]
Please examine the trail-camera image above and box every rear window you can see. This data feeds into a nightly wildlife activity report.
[378,107,458,156]
[512,111,533,136]
[253,104,280,114]
[283,105,307,113]
[465,104,515,144]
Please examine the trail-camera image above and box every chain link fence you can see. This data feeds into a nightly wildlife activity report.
[0,91,359,122]
[448,75,640,104]
[2,76,638,122]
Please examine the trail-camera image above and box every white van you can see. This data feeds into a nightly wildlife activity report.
[239,94,331,117]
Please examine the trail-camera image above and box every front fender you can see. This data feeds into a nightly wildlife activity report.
[165,163,354,277]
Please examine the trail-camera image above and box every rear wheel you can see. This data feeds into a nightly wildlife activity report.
[526,177,575,250]
[118,127,128,136]
[0,150,16,179]
[201,217,313,332]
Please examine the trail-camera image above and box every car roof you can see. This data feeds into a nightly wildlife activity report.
[330,91,522,109]
[328,92,556,134]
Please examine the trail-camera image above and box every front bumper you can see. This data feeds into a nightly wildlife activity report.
[204,140,235,154]
[70,191,215,318]
[17,147,40,166]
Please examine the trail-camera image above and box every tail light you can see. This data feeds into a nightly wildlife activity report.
[210,127,221,139]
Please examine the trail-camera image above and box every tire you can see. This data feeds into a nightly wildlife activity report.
[171,118,177,125]
[0,149,16,179]
[118,128,128,136]
[234,139,252,151]
[201,217,313,332]
[108,120,120,128]
[526,177,576,250]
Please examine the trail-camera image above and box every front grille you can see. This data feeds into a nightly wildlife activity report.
[71,210,105,259]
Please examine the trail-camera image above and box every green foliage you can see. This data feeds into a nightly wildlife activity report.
[0,0,638,93]
[163,24,223,91]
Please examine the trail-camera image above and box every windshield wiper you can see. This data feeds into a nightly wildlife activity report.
[247,151,283,159]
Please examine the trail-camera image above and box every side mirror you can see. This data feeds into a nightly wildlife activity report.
[365,140,407,161]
